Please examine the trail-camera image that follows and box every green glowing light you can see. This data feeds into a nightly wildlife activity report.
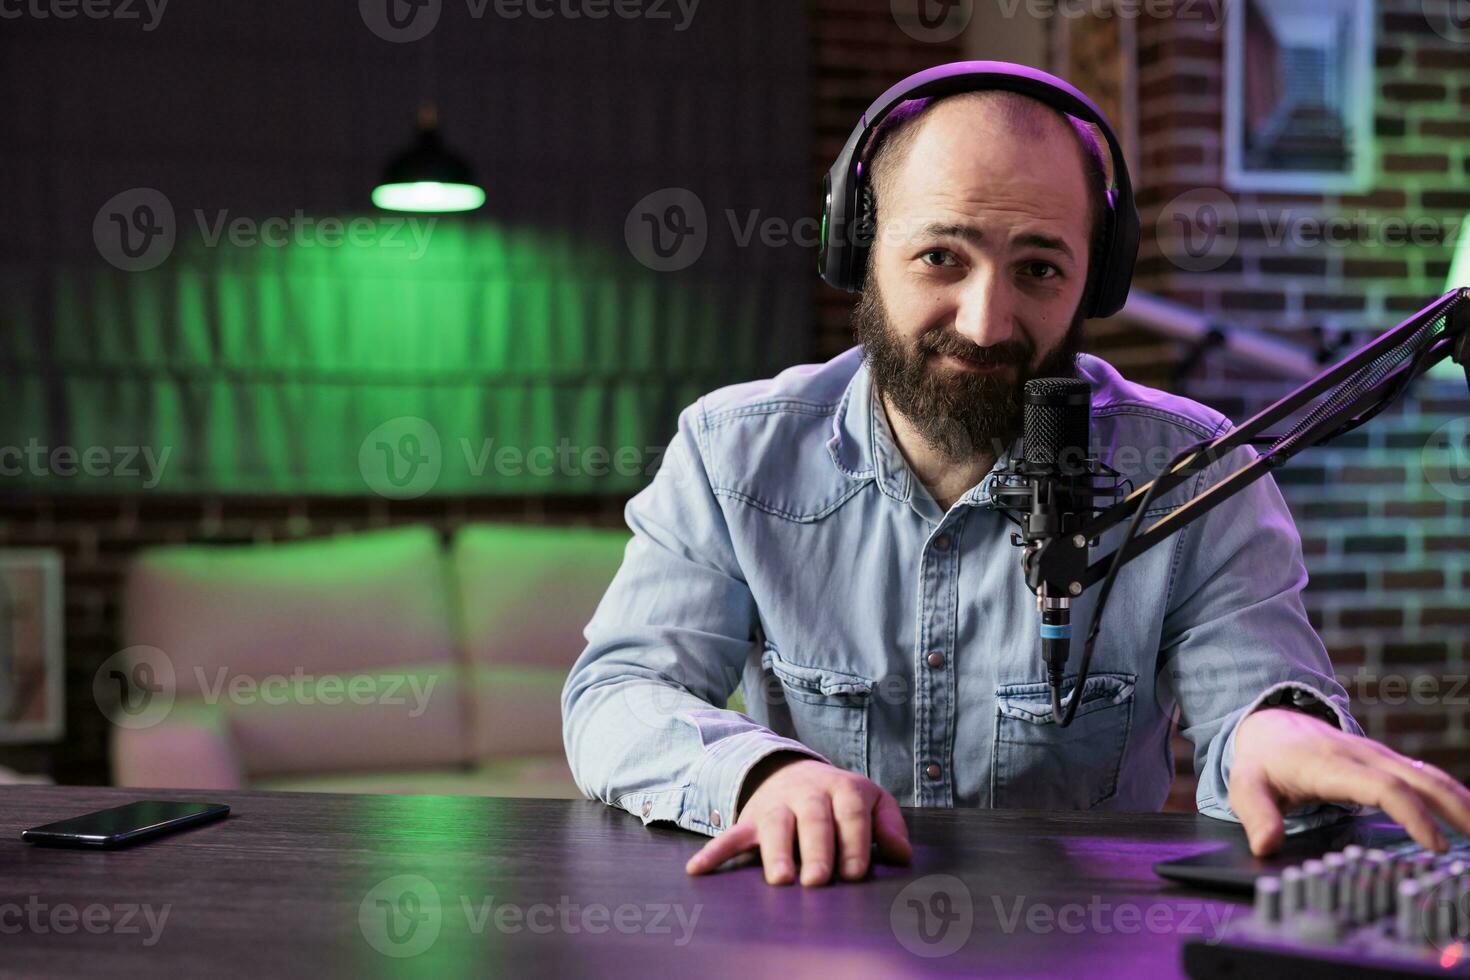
[372,181,485,213]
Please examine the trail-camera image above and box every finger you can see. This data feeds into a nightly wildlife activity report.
[757,807,797,886]
[1316,764,1444,853]
[831,787,872,881]
[686,823,757,875]
[794,796,835,887]
[1229,766,1286,856]
[873,790,913,865]
[1359,751,1463,847]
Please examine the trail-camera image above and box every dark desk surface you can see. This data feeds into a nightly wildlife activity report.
[0,786,1251,979]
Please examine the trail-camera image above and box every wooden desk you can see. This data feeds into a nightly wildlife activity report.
[0,786,1248,979]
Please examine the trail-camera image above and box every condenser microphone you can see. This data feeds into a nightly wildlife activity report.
[1018,378,1094,700]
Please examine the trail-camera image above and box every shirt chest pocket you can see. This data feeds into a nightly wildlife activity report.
[760,642,871,777]
[991,672,1135,810]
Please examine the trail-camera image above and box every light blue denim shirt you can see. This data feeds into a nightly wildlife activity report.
[562,346,1360,837]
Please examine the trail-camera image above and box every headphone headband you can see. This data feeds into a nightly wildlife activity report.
[818,61,1139,319]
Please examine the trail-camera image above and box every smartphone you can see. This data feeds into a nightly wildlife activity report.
[21,800,230,848]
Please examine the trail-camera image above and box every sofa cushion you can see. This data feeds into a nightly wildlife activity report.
[451,523,629,758]
[122,527,471,776]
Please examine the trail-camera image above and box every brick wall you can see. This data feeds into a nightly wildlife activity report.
[1130,0,1470,803]
[810,0,966,357]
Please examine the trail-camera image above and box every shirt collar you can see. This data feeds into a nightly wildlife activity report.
[827,351,1022,510]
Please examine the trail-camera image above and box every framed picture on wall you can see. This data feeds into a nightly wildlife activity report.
[1053,3,1139,180]
[0,550,64,743]
[1225,0,1375,193]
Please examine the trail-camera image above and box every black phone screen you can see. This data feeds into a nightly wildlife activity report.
[21,800,231,847]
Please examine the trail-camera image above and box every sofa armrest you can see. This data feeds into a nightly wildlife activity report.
[110,699,245,790]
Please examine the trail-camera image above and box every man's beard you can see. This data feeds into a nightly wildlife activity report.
[853,284,1086,464]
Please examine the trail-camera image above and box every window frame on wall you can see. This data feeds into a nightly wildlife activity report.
[1223,0,1375,195]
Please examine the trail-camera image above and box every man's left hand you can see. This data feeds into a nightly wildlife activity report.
[1229,706,1470,856]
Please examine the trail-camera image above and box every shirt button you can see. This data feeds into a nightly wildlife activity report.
[710,809,722,828]
[925,763,942,780]
[933,534,952,551]
[641,802,652,818]
[926,651,945,669]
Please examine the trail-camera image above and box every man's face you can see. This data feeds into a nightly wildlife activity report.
[854,96,1095,462]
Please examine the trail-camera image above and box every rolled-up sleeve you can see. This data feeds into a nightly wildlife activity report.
[1157,435,1363,832]
[561,400,828,837]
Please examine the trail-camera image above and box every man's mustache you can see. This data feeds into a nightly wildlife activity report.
[917,330,1033,370]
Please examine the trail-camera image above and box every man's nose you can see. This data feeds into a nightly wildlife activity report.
[952,264,1016,350]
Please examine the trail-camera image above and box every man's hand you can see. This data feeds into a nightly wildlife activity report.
[684,755,912,886]
[1230,707,1470,856]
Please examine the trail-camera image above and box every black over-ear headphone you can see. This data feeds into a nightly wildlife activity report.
[818,61,1140,319]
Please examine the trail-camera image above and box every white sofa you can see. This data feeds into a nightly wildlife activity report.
[112,523,629,797]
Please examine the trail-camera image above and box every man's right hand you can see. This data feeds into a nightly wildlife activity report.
[684,755,912,887]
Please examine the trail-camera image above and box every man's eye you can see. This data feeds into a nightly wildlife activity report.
[1021,261,1061,280]
[920,249,957,268]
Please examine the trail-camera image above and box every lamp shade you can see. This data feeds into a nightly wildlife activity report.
[373,106,485,213]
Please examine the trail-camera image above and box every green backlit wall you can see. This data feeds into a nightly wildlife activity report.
[3,222,805,494]
[0,2,813,497]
